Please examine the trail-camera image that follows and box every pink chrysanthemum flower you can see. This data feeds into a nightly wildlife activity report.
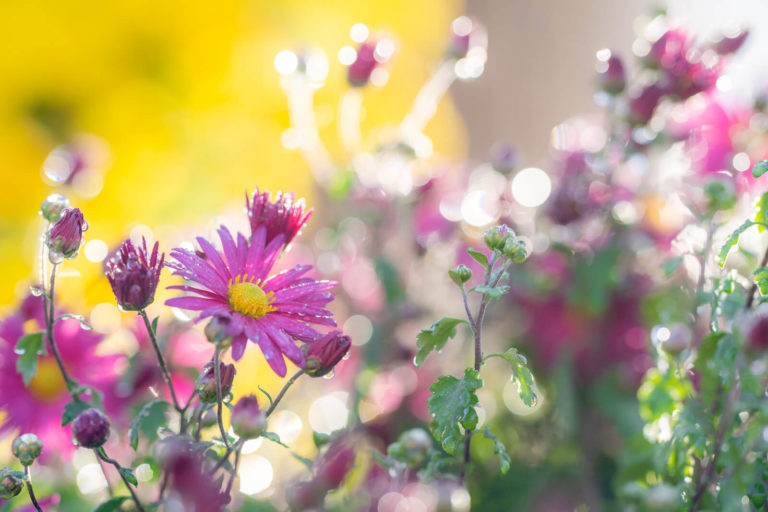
[0,295,121,456]
[246,188,312,246]
[165,225,336,376]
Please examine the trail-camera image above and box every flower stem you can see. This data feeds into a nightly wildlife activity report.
[139,309,182,413]
[42,264,77,394]
[24,466,43,512]
[266,369,304,417]
[95,449,145,512]
[213,346,231,449]
[225,442,244,496]
[746,245,768,308]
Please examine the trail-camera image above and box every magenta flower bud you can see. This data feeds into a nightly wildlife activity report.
[12,433,43,466]
[105,238,164,311]
[595,49,626,95]
[628,84,664,125]
[713,29,749,55]
[204,315,234,347]
[196,361,236,403]
[316,438,356,489]
[231,395,267,440]
[246,188,312,246]
[72,408,110,448]
[302,331,351,378]
[46,207,87,261]
[0,468,24,499]
[347,41,378,87]
[747,314,768,352]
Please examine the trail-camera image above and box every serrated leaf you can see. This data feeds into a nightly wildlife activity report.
[471,284,510,299]
[480,426,511,475]
[662,257,683,277]
[261,432,288,448]
[718,220,756,267]
[129,399,170,450]
[62,399,91,426]
[257,385,274,407]
[15,331,46,386]
[753,160,768,178]
[466,248,489,269]
[427,368,482,455]
[754,267,768,296]
[119,467,138,487]
[91,496,129,512]
[486,348,537,407]
[414,318,467,368]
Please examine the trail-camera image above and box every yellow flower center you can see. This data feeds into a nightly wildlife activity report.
[28,359,67,403]
[228,276,276,319]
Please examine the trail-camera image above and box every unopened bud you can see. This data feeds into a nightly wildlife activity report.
[303,331,351,378]
[46,207,87,261]
[503,237,529,263]
[483,225,514,252]
[231,395,267,440]
[204,315,233,348]
[196,361,236,403]
[448,264,473,285]
[12,433,43,466]
[0,468,24,499]
[595,49,626,95]
[72,408,110,448]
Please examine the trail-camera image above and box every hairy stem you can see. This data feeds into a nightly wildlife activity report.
[266,369,304,417]
[96,449,145,512]
[24,466,43,512]
[139,309,182,413]
[213,347,231,449]
[42,264,77,394]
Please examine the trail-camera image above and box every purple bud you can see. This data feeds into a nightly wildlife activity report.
[595,50,626,95]
[12,433,43,466]
[628,84,665,125]
[46,207,87,260]
[0,468,24,499]
[195,361,236,403]
[713,29,749,55]
[302,331,351,378]
[72,408,110,448]
[246,188,312,246]
[316,438,356,489]
[347,41,378,87]
[105,238,164,311]
[231,395,267,440]
[747,313,768,352]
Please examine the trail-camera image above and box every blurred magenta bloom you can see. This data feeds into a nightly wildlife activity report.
[166,225,337,376]
[647,29,720,99]
[347,41,379,87]
[105,238,164,311]
[0,296,121,456]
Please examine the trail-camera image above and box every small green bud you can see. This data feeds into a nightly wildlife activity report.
[0,468,24,499]
[483,225,514,252]
[12,433,43,467]
[503,237,529,263]
[204,315,232,349]
[448,264,473,285]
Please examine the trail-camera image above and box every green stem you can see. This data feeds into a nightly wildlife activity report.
[266,369,304,417]
[42,264,78,394]
[24,466,43,512]
[95,449,145,512]
[139,310,182,413]
[213,347,231,449]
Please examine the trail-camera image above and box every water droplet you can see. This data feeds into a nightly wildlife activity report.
[342,352,351,361]
[29,286,44,297]
[48,250,64,264]
[322,370,335,380]
[412,356,419,367]
[529,397,538,407]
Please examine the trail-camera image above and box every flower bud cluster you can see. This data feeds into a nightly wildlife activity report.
[483,225,529,264]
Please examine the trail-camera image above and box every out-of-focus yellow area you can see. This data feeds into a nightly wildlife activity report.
[0,0,466,310]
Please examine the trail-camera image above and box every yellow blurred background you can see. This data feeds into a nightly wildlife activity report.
[0,0,467,310]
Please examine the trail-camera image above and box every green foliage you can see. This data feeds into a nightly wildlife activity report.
[91,497,129,512]
[754,267,768,296]
[427,368,482,455]
[414,317,467,367]
[479,426,510,474]
[375,258,405,304]
[661,257,683,277]
[129,399,170,450]
[466,248,489,269]
[752,159,768,178]
[567,247,620,315]
[261,432,288,448]
[718,220,756,267]
[485,348,537,407]
[119,466,138,486]
[15,331,46,386]
[62,399,91,426]
[471,284,510,299]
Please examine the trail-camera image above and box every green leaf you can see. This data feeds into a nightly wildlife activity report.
[479,426,510,475]
[313,431,330,448]
[662,257,683,277]
[427,368,482,455]
[15,331,46,386]
[485,348,537,407]
[119,467,138,487]
[755,267,768,296]
[414,318,468,368]
[151,316,159,335]
[62,399,91,426]
[375,258,405,304]
[466,248,489,269]
[128,399,170,450]
[753,160,768,178]
[261,432,288,448]
[718,220,756,267]
[756,191,768,227]
[471,284,510,299]
[291,452,314,471]
[55,314,93,330]
[91,497,129,512]
[257,385,274,407]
